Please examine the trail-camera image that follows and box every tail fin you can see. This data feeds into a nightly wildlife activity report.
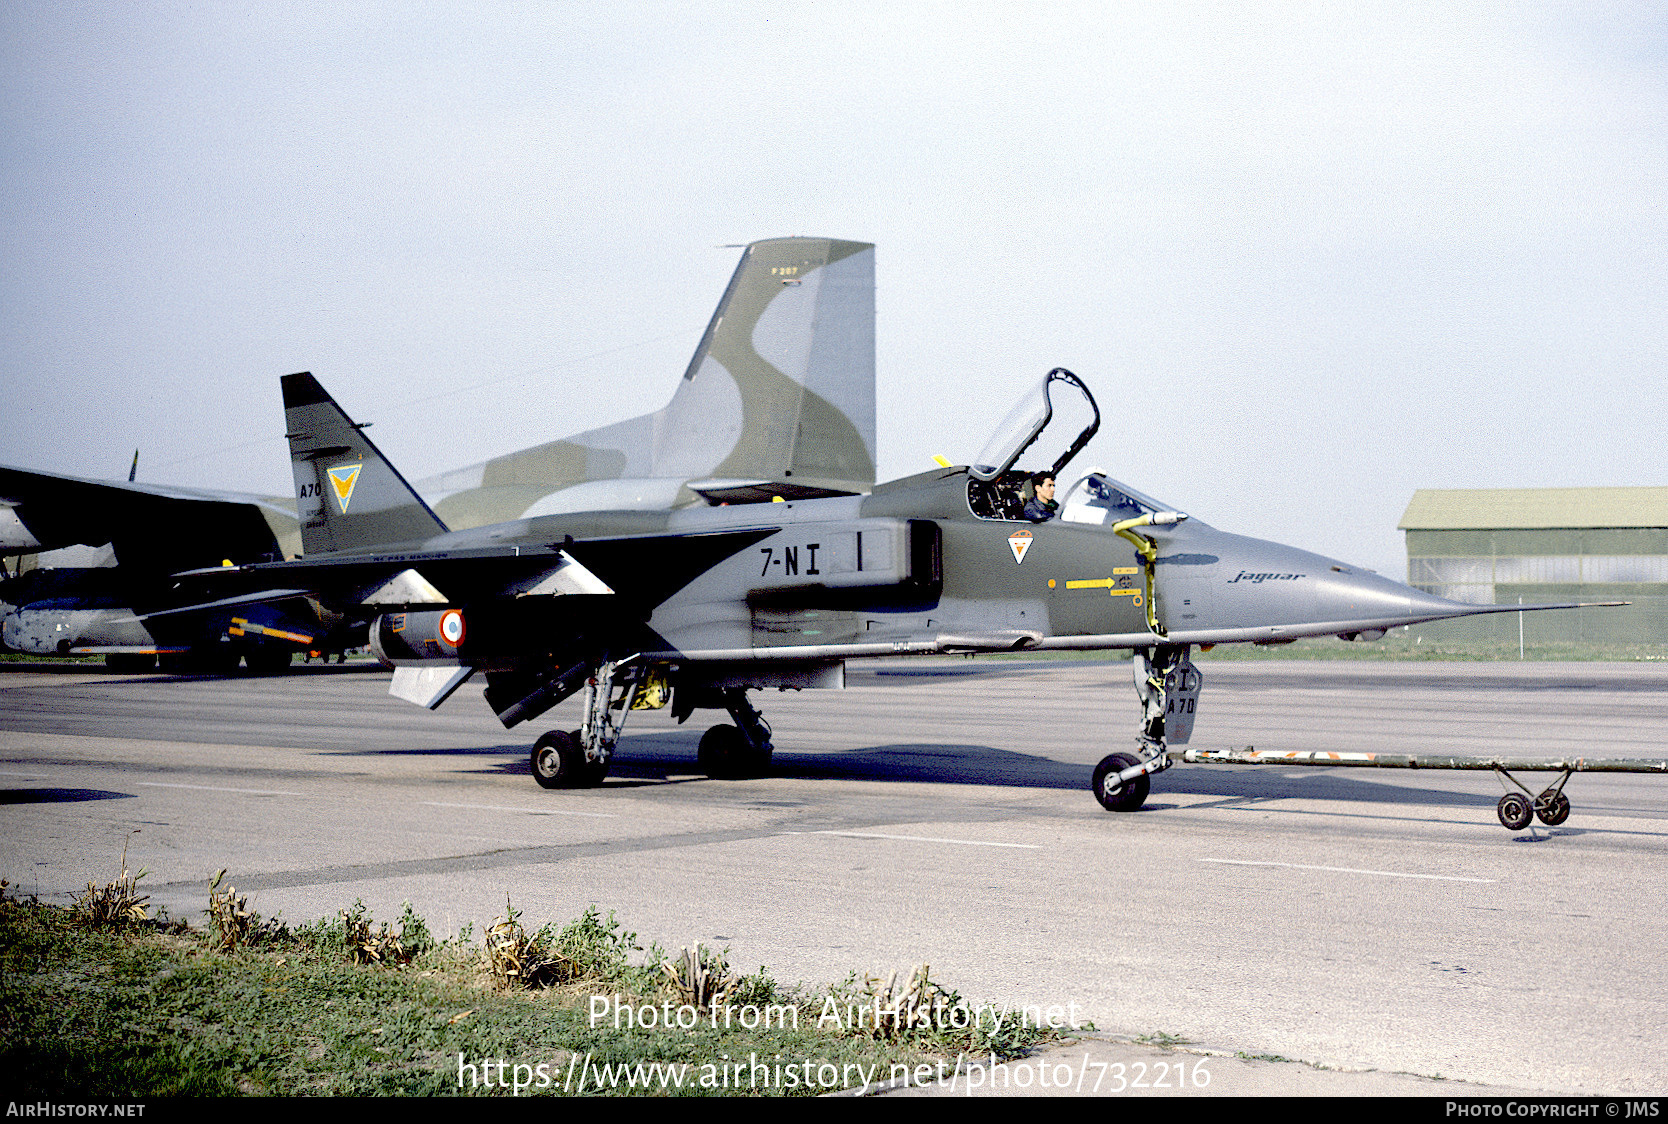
[422,237,876,529]
[282,372,449,555]
[659,236,875,491]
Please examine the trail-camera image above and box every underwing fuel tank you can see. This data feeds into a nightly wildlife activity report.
[369,610,466,666]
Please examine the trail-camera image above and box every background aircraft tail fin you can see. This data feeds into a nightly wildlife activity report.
[423,237,875,529]
[282,372,449,555]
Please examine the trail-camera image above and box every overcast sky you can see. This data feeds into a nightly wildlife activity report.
[3,2,1664,576]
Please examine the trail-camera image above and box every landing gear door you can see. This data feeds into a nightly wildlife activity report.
[1163,655,1202,745]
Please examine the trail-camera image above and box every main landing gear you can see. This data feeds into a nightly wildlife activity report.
[1092,645,1200,813]
[527,663,776,788]
[696,688,774,779]
[530,658,640,789]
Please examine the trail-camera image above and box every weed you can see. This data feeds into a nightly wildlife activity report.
[1236,1050,1295,1063]
[834,965,948,1041]
[340,901,415,967]
[727,963,786,1009]
[484,898,561,989]
[395,902,435,960]
[1135,1031,1191,1048]
[206,870,257,951]
[551,905,640,983]
[486,901,650,991]
[662,943,736,1008]
[820,965,1076,1057]
[73,835,149,928]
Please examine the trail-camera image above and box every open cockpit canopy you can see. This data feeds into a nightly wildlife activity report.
[969,368,1100,483]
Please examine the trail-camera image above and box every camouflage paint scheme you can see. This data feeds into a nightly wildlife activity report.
[4,235,1584,814]
[0,237,877,666]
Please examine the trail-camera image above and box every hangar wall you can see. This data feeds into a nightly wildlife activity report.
[1399,487,1668,647]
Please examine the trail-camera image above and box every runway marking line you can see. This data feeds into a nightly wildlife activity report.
[1199,858,1494,883]
[783,830,1041,850]
[421,801,617,819]
[140,782,303,796]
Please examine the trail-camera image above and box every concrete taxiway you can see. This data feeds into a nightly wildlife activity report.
[2,656,1664,1096]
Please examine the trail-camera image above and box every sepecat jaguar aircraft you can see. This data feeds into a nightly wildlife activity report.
[168,363,1607,818]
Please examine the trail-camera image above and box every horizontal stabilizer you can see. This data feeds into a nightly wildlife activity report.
[0,463,289,571]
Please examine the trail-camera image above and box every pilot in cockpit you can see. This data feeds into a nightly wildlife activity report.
[1022,472,1057,522]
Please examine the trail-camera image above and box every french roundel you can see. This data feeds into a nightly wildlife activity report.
[438,609,466,647]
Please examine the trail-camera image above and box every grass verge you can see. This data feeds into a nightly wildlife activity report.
[1,881,1073,1097]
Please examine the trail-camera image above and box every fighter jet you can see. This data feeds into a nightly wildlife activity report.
[0,467,320,670]
[171,359,1585,814]
[2,236,877,670]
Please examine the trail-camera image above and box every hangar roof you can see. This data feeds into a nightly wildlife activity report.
[1399,487,1668,530]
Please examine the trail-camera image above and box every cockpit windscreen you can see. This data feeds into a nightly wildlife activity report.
[1059,472,1174,526]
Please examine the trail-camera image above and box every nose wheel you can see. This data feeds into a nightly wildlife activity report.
[1092,752,1154,812]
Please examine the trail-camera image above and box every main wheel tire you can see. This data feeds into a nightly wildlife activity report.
[1535,791,1571,827]
[699,724,771,779]
[1092,752,1151,812]
[1497,792,1533,831]
[531,730,608,789]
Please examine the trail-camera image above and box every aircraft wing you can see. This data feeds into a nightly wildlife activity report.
[166,527,777,614]
[0,463,298,570]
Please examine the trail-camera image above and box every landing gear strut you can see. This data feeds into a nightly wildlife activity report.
[698,688,773,779]
[529,657,643,789]
[1092,645,1199,813]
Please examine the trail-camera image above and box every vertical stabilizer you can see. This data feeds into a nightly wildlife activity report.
[421,237,876,528]
[658,237,876,492]
[282,372,449,555]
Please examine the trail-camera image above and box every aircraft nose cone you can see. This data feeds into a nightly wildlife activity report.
[1169,528,1515,641]
[1287,557,1515,637]
[1313,566,1458,622]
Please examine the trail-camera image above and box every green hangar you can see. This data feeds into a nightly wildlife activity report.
[1399,487,1668,649]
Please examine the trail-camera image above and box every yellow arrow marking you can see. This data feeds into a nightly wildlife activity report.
[1064,578,1143,604]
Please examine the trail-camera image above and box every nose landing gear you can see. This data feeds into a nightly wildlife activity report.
[1091,645,1198,812]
